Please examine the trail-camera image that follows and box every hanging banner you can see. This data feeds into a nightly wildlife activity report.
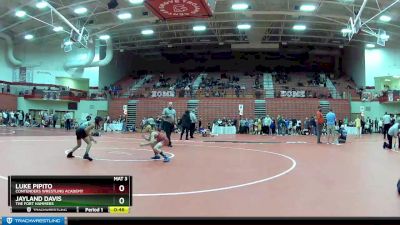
[144,0,215,20]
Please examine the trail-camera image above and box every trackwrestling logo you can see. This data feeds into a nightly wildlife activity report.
[2,217,64,225]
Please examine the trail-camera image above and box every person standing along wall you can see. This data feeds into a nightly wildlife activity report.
[189,109,197,138]
[53,113,58,128]
[383,112,391,139]
[326,109,337,144]
[316,107,324,144]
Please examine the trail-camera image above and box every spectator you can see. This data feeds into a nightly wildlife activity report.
[52,113,58,128]
[383,119,400,150]
[310,116,316,135]
[338,125,347,143]
[326,109,337,144]
[355,116,362,138]
[383,112,391,139]
[189,109,197,138]
[180,110,191,140]
[316,107,324,144]
[18,111,23,127]
[303,118,310,135]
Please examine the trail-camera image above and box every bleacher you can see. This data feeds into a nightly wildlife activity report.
[332,77,360,100]
[195,72,263,98]
[133,73,185,98]
[273,72,331,99]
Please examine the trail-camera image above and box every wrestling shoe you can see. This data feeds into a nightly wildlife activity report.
[163,157,170,163]
[66,152,74,158]
[83,154,93,161]
[151,155,161,160]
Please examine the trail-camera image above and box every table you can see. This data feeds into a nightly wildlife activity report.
[104,122,123,132]
[212,124,237,135]
[345,126,358,135]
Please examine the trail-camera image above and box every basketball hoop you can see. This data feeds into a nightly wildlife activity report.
[62,37,73,53]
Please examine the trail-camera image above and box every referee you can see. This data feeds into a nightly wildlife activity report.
[162,102,177,147]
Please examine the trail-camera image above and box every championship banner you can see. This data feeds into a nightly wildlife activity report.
[145,0,215,20]
[280,90,306,98]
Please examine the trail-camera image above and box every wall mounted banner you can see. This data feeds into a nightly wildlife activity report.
[145,0,214,20]
[151,90,175,97]
[388,92,393,102]
[19,67,27,82]
[280,90,306,98]
[238,104,244,116]
[123,105,128,115]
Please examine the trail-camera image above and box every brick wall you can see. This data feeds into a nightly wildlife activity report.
[109,98,350,126]
[108,99,128,119]
[329,100,351,120]
[0,94,17,110]
[266,99,350,120]
[136,98,188,123]
[198,98,255,126]
[266,99,320,120]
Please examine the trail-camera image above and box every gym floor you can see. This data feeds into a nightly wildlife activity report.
[0,127,399,217]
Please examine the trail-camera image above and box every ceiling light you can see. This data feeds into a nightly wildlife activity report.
[129,0,144,4]
[24,34,34,40]
[237,24,251,30]
[141,29,154,35]
[99,34,110,40]
[193,25,206,31]
[366,43,375,48]
[64,40,73,45]
[379,15,391,22]
[393,76,400,79]
[118,12,132,20]
[15,10,26,17]
[380,34,390,40]
[232,3,249,10]
[300,4,316,12]
[53,26,63,32]
[385,79,391,82]
[74,7,87,14]
[341,28,352,33]
[36,1,48,9]
[293,25,306,31]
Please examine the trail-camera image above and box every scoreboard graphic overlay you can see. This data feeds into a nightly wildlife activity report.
[8,176,132,214]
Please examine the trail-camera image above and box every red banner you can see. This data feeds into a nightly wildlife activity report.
[145,0,213,20]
